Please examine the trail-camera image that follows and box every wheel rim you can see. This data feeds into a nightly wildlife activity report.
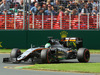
[84,49,90,62]
[47,50,55,63]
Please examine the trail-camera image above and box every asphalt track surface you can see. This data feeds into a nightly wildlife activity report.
[0,54,100,75]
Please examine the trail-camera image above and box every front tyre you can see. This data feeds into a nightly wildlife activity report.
[10,48,21,63]
[41,49,56,63]
[77,48,90,63]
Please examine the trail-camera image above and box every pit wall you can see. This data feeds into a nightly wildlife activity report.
[0,30,99,49]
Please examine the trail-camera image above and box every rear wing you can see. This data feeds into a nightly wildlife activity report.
[60,37,83,49]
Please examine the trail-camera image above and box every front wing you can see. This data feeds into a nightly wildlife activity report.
[3,47,45,63]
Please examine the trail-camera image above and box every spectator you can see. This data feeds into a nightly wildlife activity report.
[74,2,79,10]
[58,6,64,17]
[12,0,20,8]
[37,8,44,15]
[71,9,78,15]
[44,5,55,15]
[54,6,64,29]
[87,0,93,13]
[53,0,61,12]
[91,0,98,8]
[19,0,23,9]
[31,0,38,3]
[46,0,52,5]
[62,0,69,7]
[51,5,57,15]
[81,3,89,15]
[67,0,77,10]
[35,5,41,14]
[13,0,20,3]
[65,8,71,13]
[17,9,23,15]
[42,2,47,10]
[84,0,88,3]
[12,0,23,10]
[15,0,29,12]
[9,8,14,15]
[6,0,12,5]
[92,6,99,15]
[0,0,10,14]
[30,0,37,9]
[64,10,69,16]
[77,0,84,13]
[30,2,39,15]
[0,0,2,5]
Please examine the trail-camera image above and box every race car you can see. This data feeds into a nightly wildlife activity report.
[3,37,90,64]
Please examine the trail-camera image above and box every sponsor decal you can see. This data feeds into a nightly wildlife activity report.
[69,42,76,47]
[60,31,68,38]
[60,31,77,47]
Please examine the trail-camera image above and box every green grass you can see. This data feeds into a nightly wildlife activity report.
[0,49,100,54]
[90,49,100,54]
[16,63,100,73]
[0,49,26,53]
[1,49,100,73]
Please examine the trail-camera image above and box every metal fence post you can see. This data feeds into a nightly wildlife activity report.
[78,14,80,30]
[99,1,100,30]
[14,13,16,29]
[42,13,44,29]
[5,13,7,30]
[69,13,71,30]
[51,13,53,29]
[33,13,34,29]
[28,0,31,30]
[60,13,62,29]
[23,0,26,30]
[27,12,30,30]
[87,13,89,30]
[99,14,100,30]
[97,14,98,30]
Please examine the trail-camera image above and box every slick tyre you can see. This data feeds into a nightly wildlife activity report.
[41,49,49,63]
[10,48,21,63]
[41,49,55,63]
[77,48,90,63]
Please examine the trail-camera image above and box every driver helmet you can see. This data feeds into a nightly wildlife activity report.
[45,43,51,48]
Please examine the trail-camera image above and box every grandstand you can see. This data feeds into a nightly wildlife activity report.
[0,0,100,30]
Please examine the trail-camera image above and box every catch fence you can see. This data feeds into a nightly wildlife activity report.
[0,14,99,30]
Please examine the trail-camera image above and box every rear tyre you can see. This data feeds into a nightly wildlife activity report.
[77,48,90,63]
[10,48,21,63]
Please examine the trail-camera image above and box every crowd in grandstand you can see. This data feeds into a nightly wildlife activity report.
[0,0,99,15]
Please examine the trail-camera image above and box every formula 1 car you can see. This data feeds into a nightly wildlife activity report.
[3,37,90,63]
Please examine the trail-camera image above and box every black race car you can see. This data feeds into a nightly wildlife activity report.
[3,37,90,63]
